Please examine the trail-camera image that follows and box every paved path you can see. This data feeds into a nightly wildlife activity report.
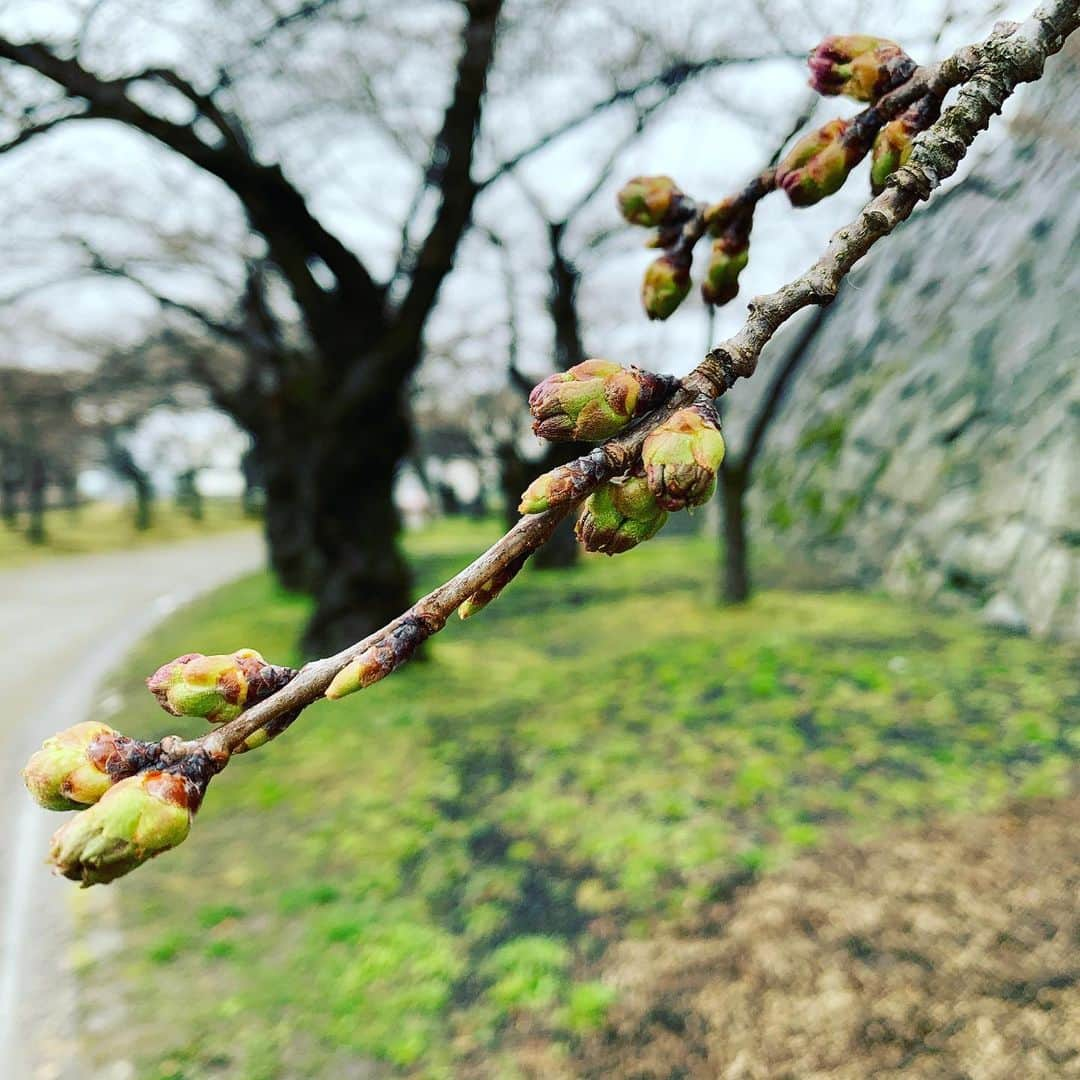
[0,532,264,1079]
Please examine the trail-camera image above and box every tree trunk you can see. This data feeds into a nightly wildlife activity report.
[176,469,203,520]
[239,448,263,518]
[252,431,318,593]
[1,453,19,527]
[26,454,46,545]
[720,465,750,604]
[133,473,153,531]
[298,389,413,657]
[58,472,80,517]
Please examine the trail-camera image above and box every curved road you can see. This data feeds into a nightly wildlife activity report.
[0,531,263,1079]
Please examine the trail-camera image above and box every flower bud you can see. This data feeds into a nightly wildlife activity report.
[617,176,685,228]
[518,448,608,515]
[325,618,433,701]
[641,404,725,511]
[808,36,915,102]
[459,554,528,620]
[775,119,858,207]
[642,254,692,321]
[701,239,749,307]
[48,770,198,886]
[234,707,301,754]
[575,475,667,555]
[529,359,675,442]
[870,96,940,194]
[146,649,294,724]
[23,722,124,810]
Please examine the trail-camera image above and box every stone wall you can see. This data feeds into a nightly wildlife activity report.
[743,42,1079,637]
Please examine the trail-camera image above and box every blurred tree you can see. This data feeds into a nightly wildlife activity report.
[0,0,783,652]
[718,306,830,602]
[0,367,85,542]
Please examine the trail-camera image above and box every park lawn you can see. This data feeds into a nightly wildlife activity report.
[78,520,1079,1078]
[0,499,255,567]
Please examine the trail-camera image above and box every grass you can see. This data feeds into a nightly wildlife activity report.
[80,520,1079,1078]
[0,499,255,567]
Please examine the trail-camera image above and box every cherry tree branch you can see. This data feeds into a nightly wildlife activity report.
[159,0,1077,766]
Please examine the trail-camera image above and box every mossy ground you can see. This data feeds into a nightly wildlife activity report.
[0,499,254,567]
[80,519,1078,1078]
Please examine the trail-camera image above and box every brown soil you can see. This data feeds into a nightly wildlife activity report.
[573,799,1080,1079]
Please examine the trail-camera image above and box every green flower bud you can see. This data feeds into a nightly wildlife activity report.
[642,254,692,321]
[48,770,198,887]
[23,722,123,810]
[518,449,608,515]
[325,619,432,701]
[146,649,294,724]
[776,119,858,207]
[617,176,685,227]
[575,475,668,555]
[870,96,940,194]
[701,239,749,307]
[641,404,725,511]
[233,707,302,755]
[703,196,740,237]
[808,36,915,102]
[529,359,675,442]
[459,554,528,620]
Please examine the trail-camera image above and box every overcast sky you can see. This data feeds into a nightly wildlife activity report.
[0,0,1035,465]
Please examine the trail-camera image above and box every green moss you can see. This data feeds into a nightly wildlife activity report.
[82,522,1080,1077]
[796,413,847,462]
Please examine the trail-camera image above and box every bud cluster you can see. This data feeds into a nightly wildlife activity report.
[616,176,700,321]
[22,721,219,887]
[23,642,297,886]
[615,30,925,318]
[528,359,675,442]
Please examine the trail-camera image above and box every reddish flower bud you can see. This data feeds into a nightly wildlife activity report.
[48,770,198,886]
[701,238,750,307]
[641,404,725,511]
[146,649,295,724]
[575,475,668,555]
[776,119,858,207]
[642,254,692,321]
[529,359,675,442]
[808,36,915,102]
[617,176,686,228]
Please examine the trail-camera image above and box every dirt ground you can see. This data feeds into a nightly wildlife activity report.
[567,799,1079,1079]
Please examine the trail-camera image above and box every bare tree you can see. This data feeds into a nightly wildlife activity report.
[0,0,783,652]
